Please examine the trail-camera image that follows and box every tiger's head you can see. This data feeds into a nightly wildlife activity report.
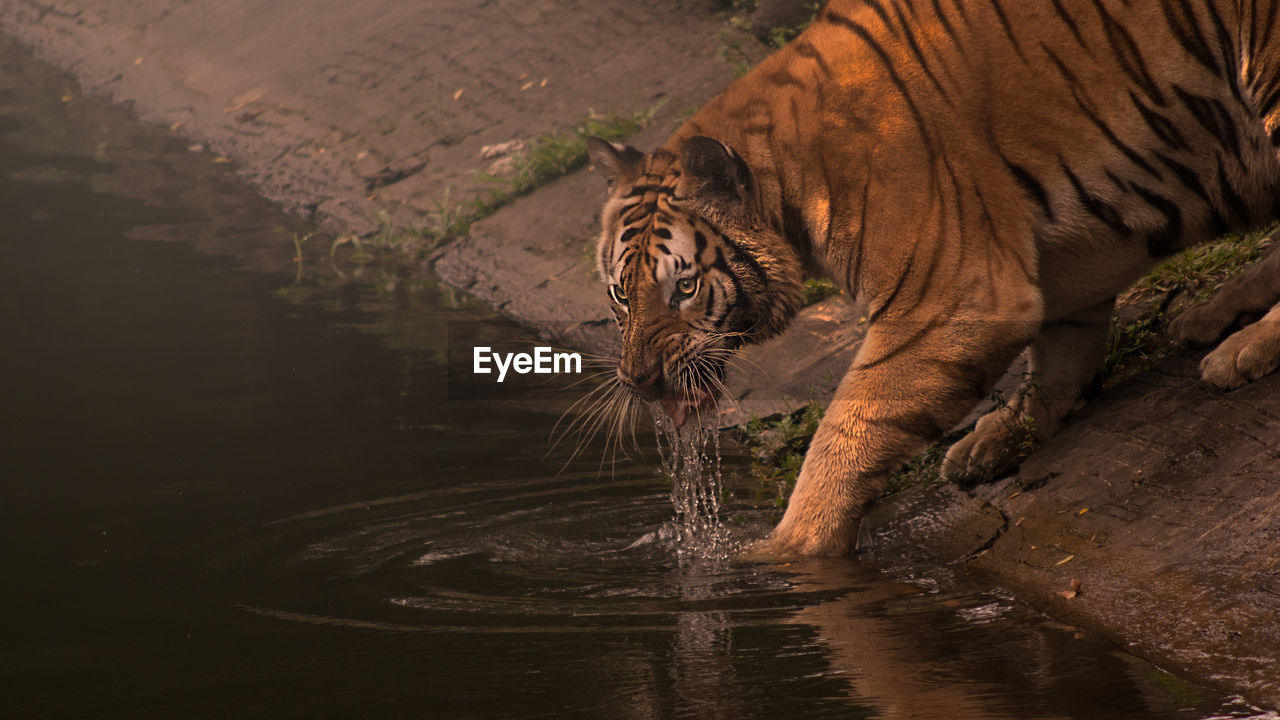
[586,135,804,426]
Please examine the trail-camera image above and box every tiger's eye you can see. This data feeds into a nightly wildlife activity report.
[675,277,698,297]
[609,284,629,305]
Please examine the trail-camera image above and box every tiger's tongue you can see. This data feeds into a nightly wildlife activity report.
[661,391,711,428]
[661,393,690,427]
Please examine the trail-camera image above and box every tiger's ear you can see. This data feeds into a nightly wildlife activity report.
[678,136,753,207]
[586,137,645,189]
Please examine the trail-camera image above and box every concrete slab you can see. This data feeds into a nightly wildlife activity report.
[0,0,736,230]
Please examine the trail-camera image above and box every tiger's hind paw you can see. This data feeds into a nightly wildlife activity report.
[1199,318,1280,390]
[1169,299,1240,346]
[940,406,1034,484]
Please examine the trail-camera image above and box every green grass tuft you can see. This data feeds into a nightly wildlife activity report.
[499,107,659,196]
[1106,225,1276,383]
[1130,226,1275,302]
[739,401,824,508]
[1103,313,1173,384]
[800,277,839,306]
[417,106,661,249]
[885,444,947,495]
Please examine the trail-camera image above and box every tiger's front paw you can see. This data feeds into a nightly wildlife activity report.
[941,406,1034,484]
[735,536,795,565]
[1199,320,1280,389]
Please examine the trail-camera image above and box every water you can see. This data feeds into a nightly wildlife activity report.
[653,416,732,560]
[1,34,1275,719]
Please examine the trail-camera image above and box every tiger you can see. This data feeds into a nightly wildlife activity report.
[586,0,1280,557]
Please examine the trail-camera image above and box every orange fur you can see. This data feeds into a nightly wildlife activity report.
[590,0,1280,556]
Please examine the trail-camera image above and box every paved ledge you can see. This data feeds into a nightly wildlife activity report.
[866,355,1280,707]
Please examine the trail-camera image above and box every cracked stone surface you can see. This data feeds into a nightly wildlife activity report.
[0,0,735,231]
[865,355,1280,707]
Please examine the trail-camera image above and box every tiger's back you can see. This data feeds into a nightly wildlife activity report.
[681,0,1280,319]
[588,0,1280,555]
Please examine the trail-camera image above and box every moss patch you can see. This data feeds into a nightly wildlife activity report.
[738,401,824,508]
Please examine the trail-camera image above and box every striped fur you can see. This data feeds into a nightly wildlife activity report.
[589,0,1280,556]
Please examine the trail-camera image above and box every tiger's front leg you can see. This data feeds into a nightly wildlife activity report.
[757,308,1039,557]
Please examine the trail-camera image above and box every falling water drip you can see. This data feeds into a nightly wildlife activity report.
[653,410,733,560]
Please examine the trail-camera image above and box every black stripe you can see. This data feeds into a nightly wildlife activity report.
[709,250,748,326]
[652,226,672,239]
[920,198,950,295]
[940,152,966,237]
[1153,150,1215,206]
[987,0,1028,63]
[930,0,964,49]
[781,200,811,258]
[1172,85,1242,162]
[728,244,771,292]
[1075,94,1163,179]
[792,41,833,78]
[1039,43,1161,179]
[1129,91,1190,149]
[703,222,771,296]
[623,183,674,198]
[855,314,948,370]
[1061,162,1129,234]
[654,243,671,255]
[867,264,911,324]
[1247,0,1261,85]
[1040,43,1081,87]
[975,185,1034,281]
[823,12,935,153]
[1000,154,1056,222]
[861,0,899,36]
[1203,0,1242,99]
[620,227,642,244]
[1257,80,1280,118]
[622,201,655,224]
[949,0,970,24]
[851,177,871,288]
[1262,0,1280,63]
[765,66,809,91]
[1049,0,1090,52]
[891,1,952,102]
[1216,162,1251,225]
[1129,182,1183,256]
[1092,0,1166,106]
[1158,0,1222,77]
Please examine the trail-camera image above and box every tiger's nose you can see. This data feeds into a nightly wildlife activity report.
[620,365,663,399]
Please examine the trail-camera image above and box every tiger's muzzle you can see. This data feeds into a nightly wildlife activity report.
[617,347,721,428]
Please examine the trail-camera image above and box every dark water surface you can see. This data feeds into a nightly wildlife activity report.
[1,36,1273,719]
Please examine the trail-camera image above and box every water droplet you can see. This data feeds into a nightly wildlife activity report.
[653,410,734,561]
